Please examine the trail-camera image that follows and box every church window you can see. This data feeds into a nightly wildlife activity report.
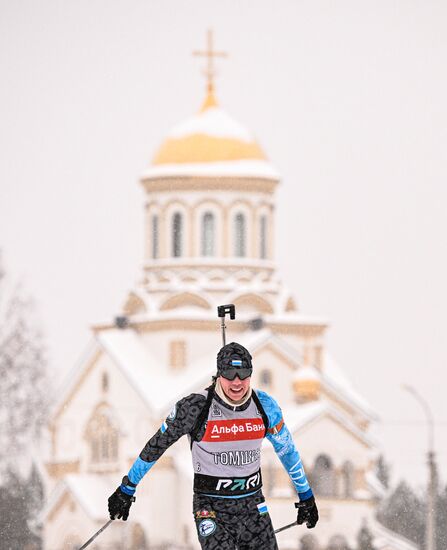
[341,461,355,498]
[85,406,119,465]
[260,215,268,259]
[101,372,109,393]
[327,535,350,550]
[131,523,148,549]
[234,212,246,257]
[172,212,183,257]
[260,369,272,387]
[311,454,336,497]
[299,534,320,550]
[170,340,186,369]
[201,211,215,256]
[152,215,159,259]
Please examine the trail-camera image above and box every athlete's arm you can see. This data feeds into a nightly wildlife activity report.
[256,390,313,501]
[120,393,206,494]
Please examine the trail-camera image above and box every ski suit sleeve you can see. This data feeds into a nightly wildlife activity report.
[120,393,206,495]
[256,390,313,501]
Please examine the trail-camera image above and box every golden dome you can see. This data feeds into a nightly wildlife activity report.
[152,92,267,165]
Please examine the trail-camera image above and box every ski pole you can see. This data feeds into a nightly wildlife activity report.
[274,520,298,534]
[78,519,113,549]
[217,304,236,346]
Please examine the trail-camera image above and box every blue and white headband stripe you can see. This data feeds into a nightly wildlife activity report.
[231,359,243,367]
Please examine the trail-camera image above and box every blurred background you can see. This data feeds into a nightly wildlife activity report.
[0,1,446,549]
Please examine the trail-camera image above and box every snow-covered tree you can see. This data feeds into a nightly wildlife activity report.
[0,254,49,548]
[375,455,390,490]
[376,480,425,549]
[0,254,49,476]
[0,465,43,549]
[436,484,447,550]
[357,521,376,550]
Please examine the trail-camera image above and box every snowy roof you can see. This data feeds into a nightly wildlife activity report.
[371,521,419,550]
[166,106,256,141]
[294,365,320,381]
[143,100,280,180]
[96,308,329,329]
[97,327,276,417]
[322,351,378,421]
[281,401,377,449]
[142,159,280,180]
[283,401,325,427]
[42,474,112,522]
[365,470,388,499]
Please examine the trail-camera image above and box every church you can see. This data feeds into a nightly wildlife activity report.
[42,33,417,550]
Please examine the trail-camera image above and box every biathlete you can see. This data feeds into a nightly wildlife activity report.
[108,342,319,549]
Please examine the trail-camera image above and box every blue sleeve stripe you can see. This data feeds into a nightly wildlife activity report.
[128,456,156,485]
[120,484,136,496]
[161,422,167,433]
[298,488,314,501]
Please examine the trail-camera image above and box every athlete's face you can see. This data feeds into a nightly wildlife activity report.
[219,375,251,403]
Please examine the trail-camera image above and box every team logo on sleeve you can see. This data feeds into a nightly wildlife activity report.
[198,519,217,537]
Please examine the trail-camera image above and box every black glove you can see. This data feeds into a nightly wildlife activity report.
[108,487,135,521]
[295,496,319,529]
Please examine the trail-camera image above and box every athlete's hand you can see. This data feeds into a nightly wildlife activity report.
[108,487,135,520]
[295,496,319,529]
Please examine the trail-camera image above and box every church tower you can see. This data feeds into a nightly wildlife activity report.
[124,31,296,326]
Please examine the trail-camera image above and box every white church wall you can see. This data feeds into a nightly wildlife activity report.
[44,490,123,550]
[294,414,372,470]
[252,344,297,405]
[315,497,375,549]
[52,349,153,472]
[139,328,222,378]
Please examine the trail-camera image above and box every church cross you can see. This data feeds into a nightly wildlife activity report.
[193,29,227,93]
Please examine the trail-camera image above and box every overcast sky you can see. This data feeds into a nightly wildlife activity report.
[1,0,446,487]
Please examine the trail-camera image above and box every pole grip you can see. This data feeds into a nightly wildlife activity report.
[217,304,235,320]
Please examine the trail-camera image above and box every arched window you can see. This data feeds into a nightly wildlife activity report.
[260,215,268,259]
[311,454,336,497]
[300,534,321,550]
[131,523,148,550]
[172,212,182,257]
[260,369,272,387]
[201,211,215,256]
[101,372,109,393]
[152,215,159,259]
[327,535,351,550]
[341,461,355,498]
[85,406,119,465]
[234,212,246,257]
